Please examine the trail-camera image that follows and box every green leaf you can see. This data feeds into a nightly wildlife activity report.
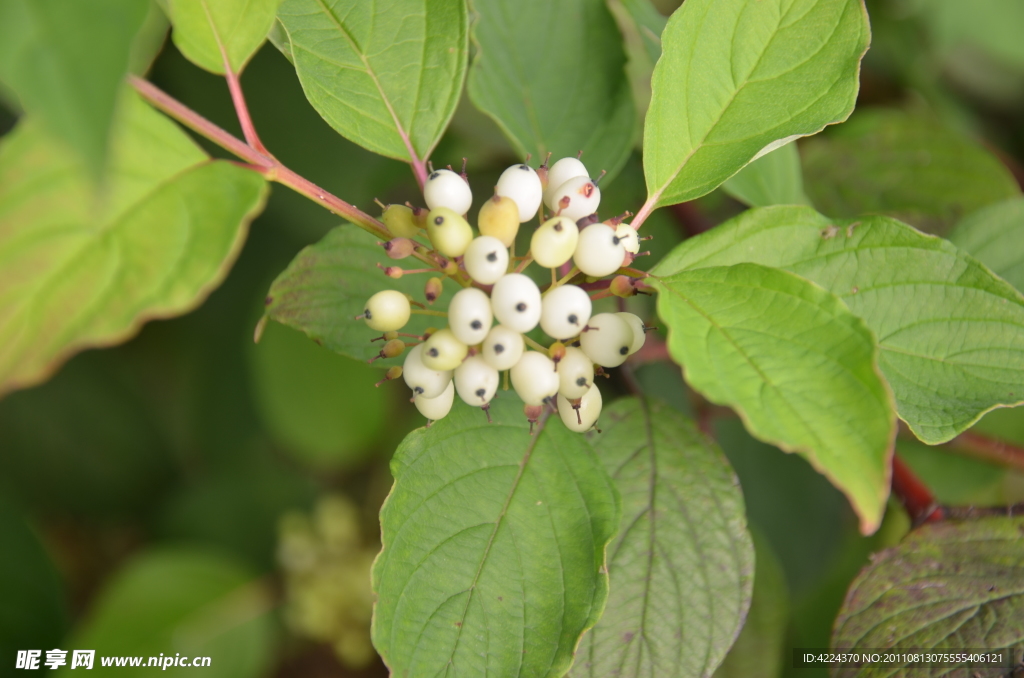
[606,0,666,125]
[653,205,1024,444]
[721,141,810,208]
[654,263,896,533]
[642,0,869,209]
[263,226,455,365]
[949,197,1024,293]
[0,91,268,397]
[802,109,1021,233]
[467,0,635,180]
[833,517,1024,668]
[249,320,386,468]
[570,397,754,678]
[165,0,282,74]
[0,496,68,664]
[57,548,276,678]
[372,397,620,677]
[713,529,789,678]
[275,0,468,162]
[0,0,149,176]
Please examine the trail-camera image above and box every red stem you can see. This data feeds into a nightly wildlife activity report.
[946,431,1024,472]
[225,68,269,156]
[891,455,943,526]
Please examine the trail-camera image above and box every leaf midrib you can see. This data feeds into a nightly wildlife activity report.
[312,0,420,162]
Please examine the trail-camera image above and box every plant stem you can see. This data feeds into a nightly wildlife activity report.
[945,430,1024,472]
[630,195,658,231]
[224,67,270,156]
[410,308,448,318]
[890,455,942,526]
[523,335,547,353]
[128,76,392,241]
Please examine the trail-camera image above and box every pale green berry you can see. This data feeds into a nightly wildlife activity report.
[421,328,468,371]
[496,163,543,222]
[549,176,600,221]
[573,223,626,277]
[614,224,640,254]
[491,273,542,333]
[579,312,634,367]
[427,207,474,257]
[615,312,647,355]
[464,235,509,285]
[557,383,602,432]
[531,216,579,269]
[510,351,560,406]
[540,284,591,340]
[448,287,493,346]
[424,168,472,215]
[403,344,452,399]
[543,157,589,209]
[481,325,524,371]
[361,290,411,332]
[382,204,421,238]
[477,194,520,248]
[558,346,594,400]
[454,355,500,406]
[414,379,455,421]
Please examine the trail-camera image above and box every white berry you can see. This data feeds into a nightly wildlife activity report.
[454,355,500,407]
[424,168,472,215]
[447,287,493,346]
[361,290,411,332]
[614,224,640,254]
[557,383,602,432]
[481,325,524,371]
[574,223,626,277]
[531,216,579,269]
[490,273,542,333]
[579,312,634,367]
[414,379,455,421]
[403,344,452,399]
[427,207,474,258]
[464,236,509,285]
[544,157,589,209]
[558,346,594,400]
[421,328,468,371]
[549,176,600,221]
[510,351,559,406]
[496,163,542,222]
[615,312,647,355]
[540,284,592,340]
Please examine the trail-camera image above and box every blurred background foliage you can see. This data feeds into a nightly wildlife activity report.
[2,0,1024,676]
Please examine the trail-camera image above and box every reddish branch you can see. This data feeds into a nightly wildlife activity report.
[945,430,1024,473]
[891,455,943,526]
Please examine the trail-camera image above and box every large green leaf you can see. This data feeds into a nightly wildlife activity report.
[57,548,275,678]
[570,397,754,678]
[0,92,268,397]
[802,109,1021,233]
[654,263,895,532]
[275,0,468,162]
[468,0,635,179]
[833,517,1024,676]
[263,226,457,365]
[642,0,869,209]
[372,396,620,677]
[165,0,282,74]
[721,141,810,208]
[949,197,1024,293]
[653,205,1024,444]
[0,0,149,176]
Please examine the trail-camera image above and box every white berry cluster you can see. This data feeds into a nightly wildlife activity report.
[359,157,650,433]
